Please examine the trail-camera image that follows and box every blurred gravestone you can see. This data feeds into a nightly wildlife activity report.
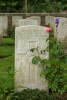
[12,16,23,27]
[18,19,39,26]
[15,25,49,92]
[27,16,41,25]
[54,17,67,42]
[0,16,8,36]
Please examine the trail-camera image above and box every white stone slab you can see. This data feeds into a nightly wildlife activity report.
[18,19,39,26]
[54,17,67,42]
[0,16,8,36]
[45,16,55,28]
[12,16,23,27]
[27,16,41,25]
[45,16,51,26]
[15,25,49,92]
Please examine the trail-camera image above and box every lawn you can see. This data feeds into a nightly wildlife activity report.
[0,38,14,57]
[2,38,14,45]
[0,38,14,99]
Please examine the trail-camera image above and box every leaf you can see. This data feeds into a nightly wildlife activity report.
[32,56,40,64]
[30,48,35,52]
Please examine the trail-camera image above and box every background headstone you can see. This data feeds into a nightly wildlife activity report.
[54,17,67,42]
[15,25,49,92]
[18,19,40,26]
[45,16,51,26]
[27,16,41,25]
[0,16,8,36]
[12,16,23,27]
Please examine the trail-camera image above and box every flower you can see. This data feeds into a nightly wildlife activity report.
[55,18,59,24]
[46,27,52,32]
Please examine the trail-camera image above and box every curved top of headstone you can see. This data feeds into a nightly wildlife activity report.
[18,18,40,26]
[16,25,49,39]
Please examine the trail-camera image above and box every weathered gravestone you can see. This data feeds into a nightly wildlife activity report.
[15,25,49,92]
[54,17,67,42]
[45,16,51,26]
[18,19,39,26]
[27,16,41,25]
[45,16,55,28]
[0,16,8,36]
[12,16,23,27]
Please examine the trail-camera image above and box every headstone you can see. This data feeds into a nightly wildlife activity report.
[45,16,51,26]
[45,16,55,28]
[54,17,67,42]
[27,16,41,25]
[12,16,23,27]
[15,25,49,92]
[0,16,8,36]
[18,19,39,26]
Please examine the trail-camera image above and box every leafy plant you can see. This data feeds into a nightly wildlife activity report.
[11,89,56,100]
[7,26,15,39]
[32,36,67,94]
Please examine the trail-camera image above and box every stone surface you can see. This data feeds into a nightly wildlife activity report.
[0,16,8,36]
[45,16,51,26]
[54,17,67,42]
[27,16,41,25]
[18,19,39,26]
[45,16,55,28]
[12,16,23,27]
[15,25,49,92]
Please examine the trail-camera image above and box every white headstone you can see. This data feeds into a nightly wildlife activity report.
[15,25,49,92]
[12,16,23,27]
[0,16,8,36]
[19,19,39,26]
[54,17,67,42]
[27,16,41,25]
[45,16,55,28]
[45,16,51,26]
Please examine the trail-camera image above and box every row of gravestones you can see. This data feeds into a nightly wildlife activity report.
[0,16,67,45]
[15,18,49,92]
[0,16,40,45]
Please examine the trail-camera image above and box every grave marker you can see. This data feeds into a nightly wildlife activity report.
[19,19,39,26]
[15,25,49,92]
[54,17,67,42]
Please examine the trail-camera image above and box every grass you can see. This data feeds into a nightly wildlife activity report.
[2,38,14,45]
[0,37,14,99]
[0,38,14,57]
[0,46,14,57]
[0,56,14,91]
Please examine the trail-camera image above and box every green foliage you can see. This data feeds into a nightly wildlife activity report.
[30,48,35,52]
[0,0,67,12]
[0,45,14,57]
[3,37,14,45]
[0,37,14,99]
[32,56,40,65]
[7,26,15,39]
[11,89,56,100]
[0,0,23,12]
[32,37,67,94]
